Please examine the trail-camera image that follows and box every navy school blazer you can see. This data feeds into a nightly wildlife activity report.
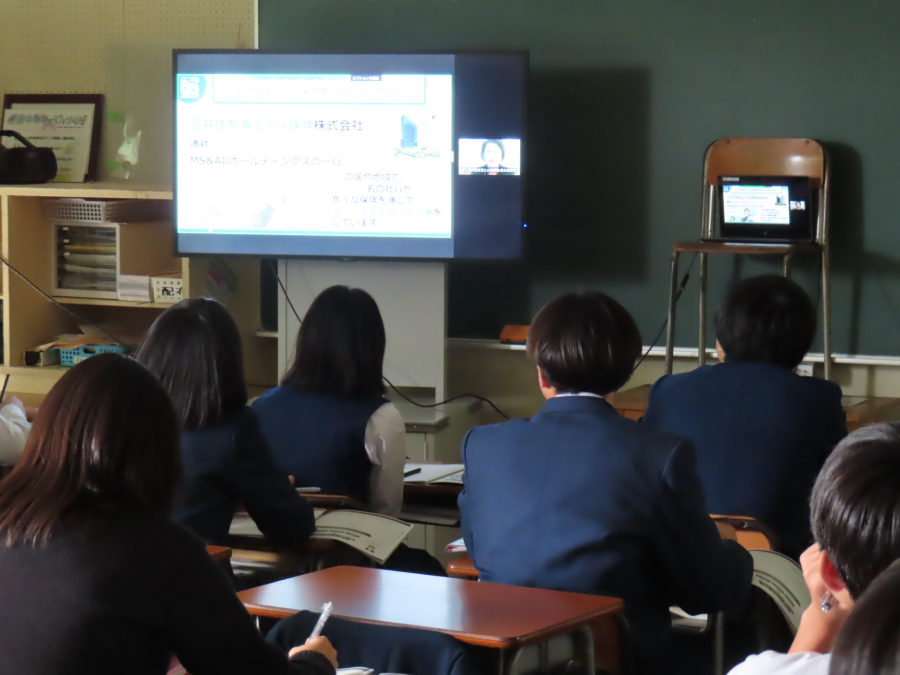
[642,361,847,559]
[458,395,753,675]
[174,406,316,549]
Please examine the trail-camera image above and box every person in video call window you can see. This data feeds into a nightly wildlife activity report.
[741,208,752,222]
[479,139,511,175]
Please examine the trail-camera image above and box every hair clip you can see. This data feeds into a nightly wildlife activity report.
[821,590,834,613]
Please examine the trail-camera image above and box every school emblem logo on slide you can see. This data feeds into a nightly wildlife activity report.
[177,75,206,103]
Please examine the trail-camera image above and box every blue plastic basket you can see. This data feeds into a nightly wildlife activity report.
[59,344,129,367]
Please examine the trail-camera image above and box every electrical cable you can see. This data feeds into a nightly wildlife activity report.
[0,253,126,346]
[267,259,511,420]
[630,252,699,374]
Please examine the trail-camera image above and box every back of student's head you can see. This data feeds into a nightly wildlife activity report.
[0,353,181,547]
[715,274,816,369]
[283,285,386,398]
[526,291,642,396]
[810,422,900,599]
[135,297,247,430]
[830,558,900,675]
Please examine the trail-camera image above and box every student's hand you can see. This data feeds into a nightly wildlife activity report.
[800,544,830,601]
[288,475,295,485]
[715,522,737,541]
[789,544,852,654]
[1,396,25,414]
[289,636,338,669]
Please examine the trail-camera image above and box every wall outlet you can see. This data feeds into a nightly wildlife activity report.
[795,363,814,377]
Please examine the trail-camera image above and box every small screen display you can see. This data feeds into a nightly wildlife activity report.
[722,184,794,225]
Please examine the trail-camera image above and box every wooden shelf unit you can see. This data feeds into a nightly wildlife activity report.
[51,296,181,309]
[0,183,278,395]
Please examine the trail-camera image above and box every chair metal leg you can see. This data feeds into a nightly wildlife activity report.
[571,625,596,675]
[822,247,832,380]
[665,251,681,375]
[698,253,708,367]
[713,612,725,675]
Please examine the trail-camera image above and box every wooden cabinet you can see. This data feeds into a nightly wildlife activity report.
[0,182,276,395]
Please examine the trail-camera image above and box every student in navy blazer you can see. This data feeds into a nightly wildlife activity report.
[253,286,406,517]
[136,299,315,560]
[643,275,847,559]
[459,291,753,675]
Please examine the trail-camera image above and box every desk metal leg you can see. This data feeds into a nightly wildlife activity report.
[499,626,594,675]
[498,647,524,675]
[572,625,596,675]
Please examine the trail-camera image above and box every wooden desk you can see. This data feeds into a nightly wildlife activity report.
[206,545,232,562]
[238,566,623,675]
[608,384,900,431]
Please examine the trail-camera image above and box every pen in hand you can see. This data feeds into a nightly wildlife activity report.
[309,601,333,641]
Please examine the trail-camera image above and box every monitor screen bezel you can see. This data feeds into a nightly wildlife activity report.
[171,48,528,262]
[717,174,814,241]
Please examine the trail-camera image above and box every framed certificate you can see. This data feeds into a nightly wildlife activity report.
[1,94,104,182]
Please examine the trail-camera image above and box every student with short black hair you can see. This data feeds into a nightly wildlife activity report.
[728,422,900,675]
[0,353,337,675]
[643,275,847,559]
[253,285,405,517]
[136,298,315,559]
[459,290,753,675]
[829,559,900,675]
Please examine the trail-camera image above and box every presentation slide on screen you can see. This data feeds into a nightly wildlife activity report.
[175,73,453,239]
[722,184,791,225]
[458,138,521,175]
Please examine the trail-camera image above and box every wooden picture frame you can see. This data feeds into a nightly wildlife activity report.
[1,94,104,182]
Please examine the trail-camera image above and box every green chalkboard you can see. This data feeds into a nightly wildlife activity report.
[260,0,900,355]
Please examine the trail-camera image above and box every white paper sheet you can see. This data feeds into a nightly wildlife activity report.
[311,510,412,564]
[403,463,465,483]
[750,549,811,633]
[431,469,464,485]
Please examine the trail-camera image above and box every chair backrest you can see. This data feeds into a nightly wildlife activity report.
[710,514,778,552]
[701,138,829,244]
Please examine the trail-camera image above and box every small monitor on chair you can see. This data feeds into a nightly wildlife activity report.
[717,175,813,242]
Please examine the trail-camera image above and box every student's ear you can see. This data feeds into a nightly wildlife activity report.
[820,550,853,608]
[715,340,726,363]
[536,367,556,400]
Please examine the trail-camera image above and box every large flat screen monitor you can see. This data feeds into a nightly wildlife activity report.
[173,51,526,260]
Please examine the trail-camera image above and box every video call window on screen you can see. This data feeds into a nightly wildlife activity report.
[458,138,522,176]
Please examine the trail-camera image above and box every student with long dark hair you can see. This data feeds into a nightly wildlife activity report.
[728,422,900,675]
[0,353,337,675]
[459,291,753,675]
[253,285,405,516]
[135,298,315,555]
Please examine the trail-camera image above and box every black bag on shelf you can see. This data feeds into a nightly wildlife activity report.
[0,130,57,184]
